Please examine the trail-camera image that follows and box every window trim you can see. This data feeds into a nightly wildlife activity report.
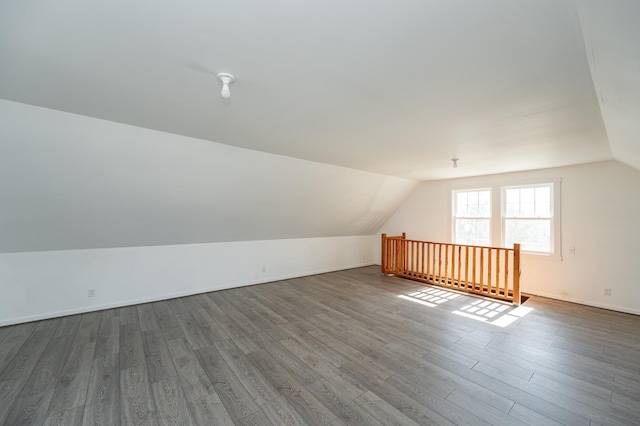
[451,188,492,246]
[501,182,555,256]
[448,177,562,261]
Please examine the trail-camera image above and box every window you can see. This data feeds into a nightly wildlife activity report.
[452,189,491,246]
[502,184,553,254]
[451,179,560,258]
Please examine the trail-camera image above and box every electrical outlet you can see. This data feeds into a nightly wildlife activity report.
[88,289,95,298]
[569,246,576,254]
[262,265,267,273]
[604,288,612,296]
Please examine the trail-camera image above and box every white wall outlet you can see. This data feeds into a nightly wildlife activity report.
[262,265,267,273]
[87,288,96,298]
[604,288,612,296]
[569,246,576,254]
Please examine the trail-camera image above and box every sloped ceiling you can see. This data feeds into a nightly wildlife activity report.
[1,0,635,181]
[0,99,417,253]
[1,1,639,254]
[576,0,640,172]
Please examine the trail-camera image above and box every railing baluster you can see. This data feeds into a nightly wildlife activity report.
[513,244,521,305]
[455,246,461,288]
[464,246,469,289]
[504,249,509,299]
[496,249,501,296]
[420,242,425,279]
[487,249,492,296]
[471,247,476,291]
[480,248,484,293]
[428,243,433,283]
[411,241,418,278]
[437,244,442,284]
[432,243,437,284]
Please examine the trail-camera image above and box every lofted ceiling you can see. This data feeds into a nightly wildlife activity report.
[0,0,638,180]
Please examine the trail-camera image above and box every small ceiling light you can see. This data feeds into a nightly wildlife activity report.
[217,73,235,99]
[451,157,459,168]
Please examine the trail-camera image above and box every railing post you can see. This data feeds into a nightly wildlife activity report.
[381,234,387,274]
[513,243,521,305]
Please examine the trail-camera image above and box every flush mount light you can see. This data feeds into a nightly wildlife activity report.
[451,157,459,168]
[217,73,235,99]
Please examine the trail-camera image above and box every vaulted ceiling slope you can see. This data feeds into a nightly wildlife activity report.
[0,100,417,253]
[1,0,637,181]
[576,0,640,172]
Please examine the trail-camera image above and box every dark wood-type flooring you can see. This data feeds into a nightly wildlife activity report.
[1,266,639,425]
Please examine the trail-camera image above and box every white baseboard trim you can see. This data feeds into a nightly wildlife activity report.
[0,262,375,327]
[524,290,640,316]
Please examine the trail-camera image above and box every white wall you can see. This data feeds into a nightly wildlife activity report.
[0,99,419,326]
[0,99,417,253]
[0,235,375,326]
[378,161,640,314]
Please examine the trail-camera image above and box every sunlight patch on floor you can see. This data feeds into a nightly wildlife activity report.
[404,287,461,305]
[454,299,533,327]
[399,286,533,328]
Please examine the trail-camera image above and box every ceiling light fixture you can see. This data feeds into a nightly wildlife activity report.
[451,157,459,168]
[217,73,235,99]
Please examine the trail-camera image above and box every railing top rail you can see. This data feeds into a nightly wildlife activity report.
[384,237,517,252]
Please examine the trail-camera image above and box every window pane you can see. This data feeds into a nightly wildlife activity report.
[521,188,534,203]
[479,191,491,216]
[505,189,519,216]
[468,191,478,206]
[504,185,552,218]
[455,219,490,246]
[456,192,468,216]
[505,219,550,252]
[505,188,519,205]
[455,190,490,218]
[535,186,551,217]
[520,188,535,216]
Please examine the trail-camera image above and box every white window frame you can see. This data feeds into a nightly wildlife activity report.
[501,183,555,255]
[451,188,492,246]
[449,177,562,260]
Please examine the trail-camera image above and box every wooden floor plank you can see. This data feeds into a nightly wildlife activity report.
[120,364,157,425]
[137,304,160,332]
[5,388,55,426]
[0,266,639,425]
[248,348,336,425]
[120,365,157,425]
[44,405,84,426]
[0,329,53,381]
[354,390,421,426]
[258,395,314,425]
[165,336,215,402]
[0,323,36,369]
[151,375,196,426]
[120,322,146,371]
[189,392,235,426]
[19,333,74,398]
[214,338,280,406]
[83,352,120,425]
[141,329,178,384]
[47,342,96,418]
[0,377,28,424]
[195,345,260,422]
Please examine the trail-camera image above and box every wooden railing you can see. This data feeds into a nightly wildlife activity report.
[382,233,521,305]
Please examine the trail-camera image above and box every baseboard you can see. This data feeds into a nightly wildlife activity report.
[524,290,640,316]
[0,262,376,327]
